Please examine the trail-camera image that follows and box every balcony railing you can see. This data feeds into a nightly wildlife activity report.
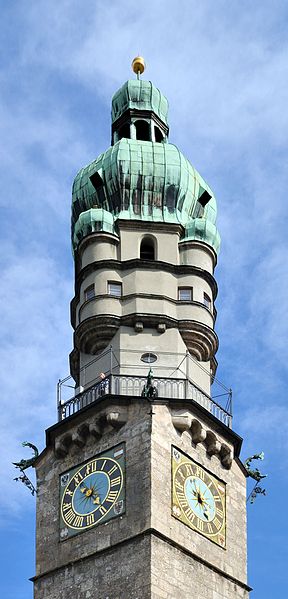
[58,373,232,428]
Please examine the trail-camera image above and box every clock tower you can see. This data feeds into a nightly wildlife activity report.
[33,58,250,599]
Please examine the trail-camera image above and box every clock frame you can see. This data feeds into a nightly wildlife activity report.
[59,443,125,540]
[172,446,226,547]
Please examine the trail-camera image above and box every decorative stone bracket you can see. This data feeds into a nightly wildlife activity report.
[171,409,233,469]
[54,407,128,459]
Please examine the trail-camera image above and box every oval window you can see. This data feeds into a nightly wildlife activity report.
[141,352,157,364]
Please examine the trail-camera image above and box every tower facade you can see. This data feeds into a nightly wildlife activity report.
[33,63,250,599]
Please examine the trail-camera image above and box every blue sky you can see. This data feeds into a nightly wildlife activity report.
[0,0,287,596]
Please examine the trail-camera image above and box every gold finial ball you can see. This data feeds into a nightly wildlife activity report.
[132,56,145,75]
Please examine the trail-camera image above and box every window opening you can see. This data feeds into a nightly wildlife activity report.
[89,171,105,205]
[108,282,122,297]
[85,285,95,301]
[154,126,164,143]
[203,293,212,310]
[135,120,150,141]
[140,238,155,260]
[118,123,130,140]
[141,353,157,364]
[178,288,193,301]
[191,189,212,219]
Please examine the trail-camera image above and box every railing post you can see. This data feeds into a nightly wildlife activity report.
[110,345,113,376]
[57,379,62,422]
[185,350,189,399]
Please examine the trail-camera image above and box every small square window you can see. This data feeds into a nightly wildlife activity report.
[84,285,95,301]
[108,282,122,297]
[203,293,212,310]
[178,287,193,301]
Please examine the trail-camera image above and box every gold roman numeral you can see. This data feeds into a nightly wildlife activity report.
[101,459,107,471]
[99,505,107,515]
[177,469,185,481]
[108,464,117,475]
[65,489,73,497]
[73,472,83,486]
[195,466,205,480]
[65,508,75,525]
[110,476,121,487]
[185,464,193,476]
[207,523,213,534]
[213,517,221,530]
[106,490,118,503]
[175,479,184,491]
[184,507,195,522]
[197,518,204,531]
[176,491,188,507]
[73,515,84,527]
[86,513,95,526]
[90,460,98,473]
[62,502,71,512]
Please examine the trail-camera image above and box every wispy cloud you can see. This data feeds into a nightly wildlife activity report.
[0,2,287,596]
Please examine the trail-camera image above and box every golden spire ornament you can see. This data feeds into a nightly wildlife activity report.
[131,56,146,79]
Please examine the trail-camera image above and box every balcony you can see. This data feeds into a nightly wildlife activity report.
[57,349,232,428]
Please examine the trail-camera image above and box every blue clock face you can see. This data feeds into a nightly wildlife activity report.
[72,471,110,515]
[184,476,216,521]
[60,444,125,539]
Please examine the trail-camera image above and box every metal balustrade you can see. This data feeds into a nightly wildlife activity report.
[58,373,232,428]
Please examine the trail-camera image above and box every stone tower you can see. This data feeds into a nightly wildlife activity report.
[33,60,250,599]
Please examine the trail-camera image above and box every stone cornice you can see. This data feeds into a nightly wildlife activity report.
[72,313,218,360]
[115,218,183,235]
[43,394,241,458]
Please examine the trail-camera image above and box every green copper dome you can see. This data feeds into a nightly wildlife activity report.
[72,138,220,253]
[72,77,220,254]
[111,79,169,125]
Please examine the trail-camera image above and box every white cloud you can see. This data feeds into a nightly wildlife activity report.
[1,0,287,530]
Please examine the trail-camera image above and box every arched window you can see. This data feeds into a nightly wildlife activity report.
[154,126,164,143]
[118,123,131,140]
[140,237,155,260]
[135,120,150,141]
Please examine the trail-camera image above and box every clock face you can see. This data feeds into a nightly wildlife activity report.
[172,447,226,547]
[59,444,125,540]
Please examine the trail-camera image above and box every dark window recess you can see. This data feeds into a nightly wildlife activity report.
[118,123,130,140]
[192,189,212,219]
[140,238,155,260]
[154,126,164,142]
[165,184,178,212]
[203,293,212,310]
[89,171,106,206]
[141,352,157,364]
[72,198,81,222]
[135,120,150,141]
[84,285,95,301]
[198,190,212,207]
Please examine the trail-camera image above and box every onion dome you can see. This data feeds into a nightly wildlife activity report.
[71,75,220,255]
[111,79,169,126]
[73,208,114,250]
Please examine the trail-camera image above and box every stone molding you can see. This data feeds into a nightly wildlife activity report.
[54,406,128,459]
[72,313,218,359]
[171,409,233,469]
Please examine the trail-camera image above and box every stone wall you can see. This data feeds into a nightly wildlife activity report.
[34,395,249,598]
